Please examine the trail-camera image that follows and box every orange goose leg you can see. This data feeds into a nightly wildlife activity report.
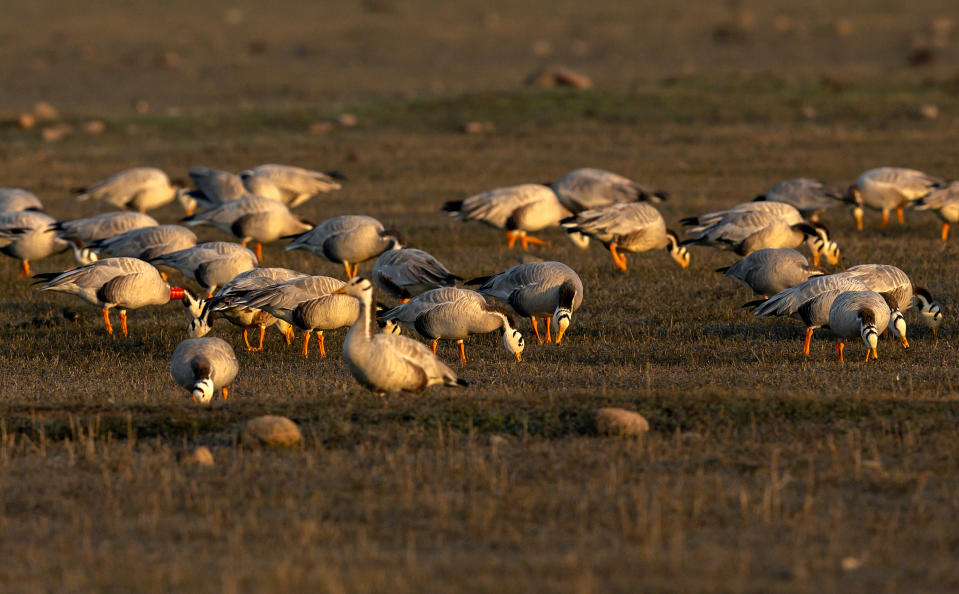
[431,339,438,354]
[881,211,890,228]
[457,340,467,363]
[18,261,30,278]
[608,244,628,272]
[119,310,128,336]
[544,316,552,344]
[896,207,904,225]
[530,317,543,344]
[837,340,845,364]
[302,330,312,358]
[255,242,263,262]
[506,231,518,249]
[243,328,255,351]
[519,235,550,250]
[802,327,814,356]
[316,331,326,358]
[102,308,114,335]
[221,387,229,400]
[256,326,266,351]
[942,223,950,241]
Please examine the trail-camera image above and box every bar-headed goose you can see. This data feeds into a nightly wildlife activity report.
[286,215,402,279]
[170,337,238,403]
[183,195,312,262]
[468,261,583,345]
[380,287,525,363]
[191,267,306,351]
[150,242,257,298]
[72,167,185,213]
[179,166,249,215]
[86,225,197,262]
[240,164,342,208]
[912,180,959,240]
[828,291,892,363]
[842,264,942,337]
[227,275,358,358]
[372,247,460,301]
[443,184,571,250]
[560,202,689,271]
[333,277,467,394]
[754,178,844,221]
[0,188,43,214]
[0,211,69,277]
[681,200,803,230]
[51,211,159,264]
[718,248,825,297]
[35,257,186,335]
[847,167,943,230]
[550,168,667,213]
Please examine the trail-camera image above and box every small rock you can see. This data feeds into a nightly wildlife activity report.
[17,113,35,129]
[918,104,939,119]
[801,105,817,119]
[463,121,494,134]
[337,113,358,127]
[41,123,73,142]
[736,9,757,31]
[570,39,590,56]
[833,19,854,37]
[83,120,106,134]
[176,446,214,466]
[33,101,59,120]
[165,106,183,117]
[489,435,509,448]
[524,67,592,89]
[162,51,181,69]
[841,556,862,571]
[224,8,245,25]
[135,100,150,114]
[772,15,794,33]
[531,40,553,57]
[907,47,935,66]
[239,415,302,448]
[595,408,650,437]
[309,121,335,135]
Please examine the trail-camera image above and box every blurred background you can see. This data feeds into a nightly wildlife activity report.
[3,0,957,115]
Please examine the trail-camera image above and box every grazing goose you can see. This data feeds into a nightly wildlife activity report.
[912,180,959,240]
[828,291,891,363]
[228,275,358,358]
[0,211,69,277]
[754,178,844,221]
[847,167,943,230]
[560,202,689,271]
[286,215,402,278]
[239,164,342,208]
[468,261,583,345]
[85,225,197,262]
[170,337,238,403]
[72,167,185,213]
[150,242,258,298]
[372,247,460,301]
[380,287,525,363]
[842,264,943,337]
[191,267,306,351]
[681,200,803,230]
[0,188,43,213]
[35,257,186,335]
[183,195,311,261]
[333,277,467,394]
[550,168,666,213]
[179,166,248,215]
[442,184,571,249]
[682,210,840,265]
[754,275,907,355]
[51,211,159,264]
[718,248,825,297]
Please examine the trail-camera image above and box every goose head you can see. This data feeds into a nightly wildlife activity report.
[913,287,943,337]
[499,314,525,361]
[334,276,375,301]
[380,229,406,251]
[192,378,214,404]
[188,308,213,338]
[566,231,591,250]
[858,310,880,360]
[665,229,690,269]
[879,293,909,348]
[802,222,840,266]
[68,242,98,265]
[846,185,864,230]
[180,288,205,318]
[552,308,573,344]
[175,187,197,217]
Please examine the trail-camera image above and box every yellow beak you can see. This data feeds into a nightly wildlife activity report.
[555,328,566,344]
[514,352,522,362]
[932,326,939,338]
[899,336,910,349]
[332,287,346,295]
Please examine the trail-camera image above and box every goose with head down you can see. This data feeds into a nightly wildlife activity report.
[0,210,69,277]
[85,224,197,265]
[334,277,467,395]
[380,287,525,363]
[912,180,959,241]
[467,261,583,345]
[828,291,892,363]
[72,167,186,213]
[372,246,460,302]
[239,164,342,208]
[0,188,43,214]
[846,167,943,230]
[286,215,402,279]
[150,242,258,298]
[170,337,238,404]
[842,263,943,338]
[443,184,570,250]
[51,211,159,265]
[718,248,825,297]
[178,166,249,215]
[753,178,844,221]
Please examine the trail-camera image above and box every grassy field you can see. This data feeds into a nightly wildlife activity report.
[3,1,959,592]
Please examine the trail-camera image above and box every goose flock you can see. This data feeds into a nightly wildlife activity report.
[0,164,950,400]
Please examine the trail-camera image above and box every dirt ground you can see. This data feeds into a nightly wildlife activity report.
[2,1,959,592]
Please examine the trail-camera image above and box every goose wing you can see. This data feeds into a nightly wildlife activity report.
[449,184,556,228]
[0,189,43,213]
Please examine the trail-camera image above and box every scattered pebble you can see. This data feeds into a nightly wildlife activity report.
[525,67,592,89]
[337,113,358,127]
[83,120,106,134]
[162,51,181,69]
[772,15,794,33]
[918,104,939,120]
[176,446,214,466]
[239,415,302,448]
[463,121,495,134]
[17,113,35,129]
[531,40,553,58]
[41,123,73,142]
[224,8,245,25]
[907,47,935,66]
[309,121,336,135]
[489,435,509,448]
[801,105,818,119]
[570,39,590,56]
[33,101,58,120]
[595,407,650,436]
[833,19,854,37]
[736,9,757,31]
[841,556,863,571]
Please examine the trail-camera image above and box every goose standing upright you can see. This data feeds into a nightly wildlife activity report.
[170,337,239,403]
[72,167,185,213]
[35,257,186,335]
[380,287,525,362]
[0,188,43,214]
[333,277,468,394]
[442,184,570,249]
[0,210,69,277]
[847,167,943,230]
[372,247,460,301]
[240,164,342,208]
[828,291,891,363]
[468,261,584,344]
[286,215,402,278]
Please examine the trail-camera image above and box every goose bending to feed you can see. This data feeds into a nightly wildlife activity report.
[35,257,186,335]
[182,195,311,262]
[0,188,43,213]
[754,178,844,221]
[0,211,68,277]
[179,166,248,215]
[828,291,891,363]
[443,184,570,249]
[150,242,258,298]
[718,248,825,297]
[842,264,943,337]
[380,287,525,363]
[240,164,342,208]
[51,211,159,264]
[228,275,357,358]
[286,215,402,279]
[847,167,943,230]
[170,337,238,403]
[468,261,583,345]
[681,200,802,229]
[372,247,460,301]
[190,267,306,351]
[550,168,666,213]
[560,202,689,271]
[86,225,197,262]
[912,180,959,240]
[333,277,467,394]
[72,167,185,213]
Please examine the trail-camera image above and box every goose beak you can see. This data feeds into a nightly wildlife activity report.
[931,326,939,339]
[514,352,522,362]
[554,328,566,344]
[899,336,910,349]
[332,287,346,295]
